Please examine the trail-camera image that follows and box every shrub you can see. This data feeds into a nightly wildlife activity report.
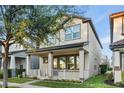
[108,67,113,71]
[0,70,3,79]
[44,79,81,83]
[16,69,25,78]
[99,64,107,74]
[107,72,113,81]
[32,76,37,79]
[122,72,124,82]
[8,69,12,78]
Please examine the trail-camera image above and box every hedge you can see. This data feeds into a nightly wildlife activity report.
[99,64,107,74]
[0,69,26,78]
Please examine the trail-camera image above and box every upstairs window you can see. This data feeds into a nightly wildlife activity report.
[47,35,56,45]
[65,24,81,41]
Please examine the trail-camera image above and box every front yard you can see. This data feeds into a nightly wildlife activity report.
[31,74,116,88]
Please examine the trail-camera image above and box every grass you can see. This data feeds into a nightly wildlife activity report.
[31,74,116,88]
[0,77,34,83]
[8,77,34,83]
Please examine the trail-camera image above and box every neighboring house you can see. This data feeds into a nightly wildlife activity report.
[110,11,124,83]
[0,44,27,76]
[26,15,102,82]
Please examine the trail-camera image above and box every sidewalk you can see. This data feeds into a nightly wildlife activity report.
[0,80,48,88]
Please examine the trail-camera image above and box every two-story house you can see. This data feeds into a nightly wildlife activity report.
[26,15,102,82]
[110,11,124,83]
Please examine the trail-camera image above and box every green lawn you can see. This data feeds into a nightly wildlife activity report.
[0,77,34,83]
[31,74,116,88]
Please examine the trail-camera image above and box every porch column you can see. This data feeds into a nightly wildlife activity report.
[1,58,3,70]
[38,56,43,78]
[10,55,16,77]
[26,55,31,76]
[113,51,122,83]
[48,52,53,79]
[79,48,84,82]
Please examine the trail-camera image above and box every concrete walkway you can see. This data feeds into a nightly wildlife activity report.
[0,80,48,88]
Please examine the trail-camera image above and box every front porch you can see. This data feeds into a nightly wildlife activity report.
[26,43,89,82]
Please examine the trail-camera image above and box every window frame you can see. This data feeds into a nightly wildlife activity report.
[52,55,79,70]
[67,56,75,70]
[58,56,66,70]
[64,24,81,41]
[47,35,56,45]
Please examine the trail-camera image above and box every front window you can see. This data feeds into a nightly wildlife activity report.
[65,24,81,40]
[52,55,79,70]
[59,57,66,69]
[67,56,75,70]
[31,56,39,69]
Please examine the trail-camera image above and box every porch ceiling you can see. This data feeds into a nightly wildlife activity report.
[28,42,88,57]
[29,47,81,57]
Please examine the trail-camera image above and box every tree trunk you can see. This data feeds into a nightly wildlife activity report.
[3,61,8,88]
[2,45,9,88]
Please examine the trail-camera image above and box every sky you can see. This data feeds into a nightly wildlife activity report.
[79,5,124,60]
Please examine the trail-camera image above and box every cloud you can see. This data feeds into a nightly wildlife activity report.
[101,36,110,44]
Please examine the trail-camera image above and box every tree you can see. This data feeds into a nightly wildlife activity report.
[0,5,87,88]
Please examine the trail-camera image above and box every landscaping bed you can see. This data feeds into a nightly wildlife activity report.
[104,72,124,88]
[31,74,116,88]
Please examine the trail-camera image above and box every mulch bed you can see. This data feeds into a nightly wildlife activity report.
[105,79,124,88]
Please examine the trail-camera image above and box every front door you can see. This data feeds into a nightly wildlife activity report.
[42,58,48,78]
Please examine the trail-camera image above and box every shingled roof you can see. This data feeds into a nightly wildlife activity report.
[110,39,124,50]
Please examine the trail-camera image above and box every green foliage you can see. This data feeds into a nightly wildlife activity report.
[122,72,124,82]
[8,69,26,78]
[16,69,25,78]
[8,69,12,78]
[44,79,81,83]
[0,70,3,79]
[108,67,113,71]
[8,77,34,83]
[99,65,107,74]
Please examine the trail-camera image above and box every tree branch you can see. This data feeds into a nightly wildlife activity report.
[0,40,4,46]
